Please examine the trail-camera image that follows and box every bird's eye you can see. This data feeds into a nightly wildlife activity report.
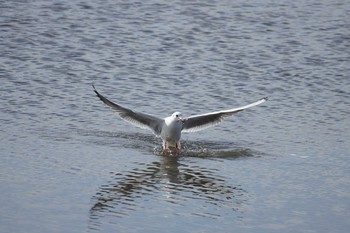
[176,115,178,117]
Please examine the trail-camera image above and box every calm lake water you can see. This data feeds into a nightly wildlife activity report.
[1,0,350,232]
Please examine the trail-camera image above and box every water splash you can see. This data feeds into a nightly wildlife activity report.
[79,129,262,159]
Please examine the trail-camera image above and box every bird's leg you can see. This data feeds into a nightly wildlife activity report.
[172,142,180,156]
[162,141,168,155]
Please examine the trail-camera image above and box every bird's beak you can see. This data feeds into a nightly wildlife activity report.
[179,118,187,123]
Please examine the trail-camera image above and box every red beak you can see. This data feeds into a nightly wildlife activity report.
[179,118,186,123]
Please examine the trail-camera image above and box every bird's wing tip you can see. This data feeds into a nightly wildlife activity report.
[92,84,99,96]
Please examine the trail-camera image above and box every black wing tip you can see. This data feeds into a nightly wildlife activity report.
[92,84,107,104]
[262,96,268,101]
[92,84,99,95]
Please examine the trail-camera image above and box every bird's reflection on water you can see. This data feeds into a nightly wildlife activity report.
[89,156,248,229]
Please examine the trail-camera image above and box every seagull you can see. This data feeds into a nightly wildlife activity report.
[92,85,267,155]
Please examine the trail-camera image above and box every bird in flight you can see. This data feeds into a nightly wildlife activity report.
[93,85,267,155]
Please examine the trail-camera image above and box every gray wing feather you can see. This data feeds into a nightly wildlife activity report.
[93,85,163,135]
[182,97,267,132]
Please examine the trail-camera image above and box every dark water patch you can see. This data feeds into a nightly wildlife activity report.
[179,140,259,159]
[77,129,160,150]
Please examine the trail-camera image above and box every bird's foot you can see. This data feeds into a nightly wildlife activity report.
[172,148,178,156]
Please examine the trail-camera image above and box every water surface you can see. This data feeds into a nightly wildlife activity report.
[1,0,350,232]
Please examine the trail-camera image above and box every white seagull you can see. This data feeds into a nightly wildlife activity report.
[93,85,267,154]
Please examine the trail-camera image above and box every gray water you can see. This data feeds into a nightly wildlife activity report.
[1,0,350,232]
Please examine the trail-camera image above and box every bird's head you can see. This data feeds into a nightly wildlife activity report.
[172,112,186,123]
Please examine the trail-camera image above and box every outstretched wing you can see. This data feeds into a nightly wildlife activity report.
[182,97,267,132]
[93,85,164,135]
